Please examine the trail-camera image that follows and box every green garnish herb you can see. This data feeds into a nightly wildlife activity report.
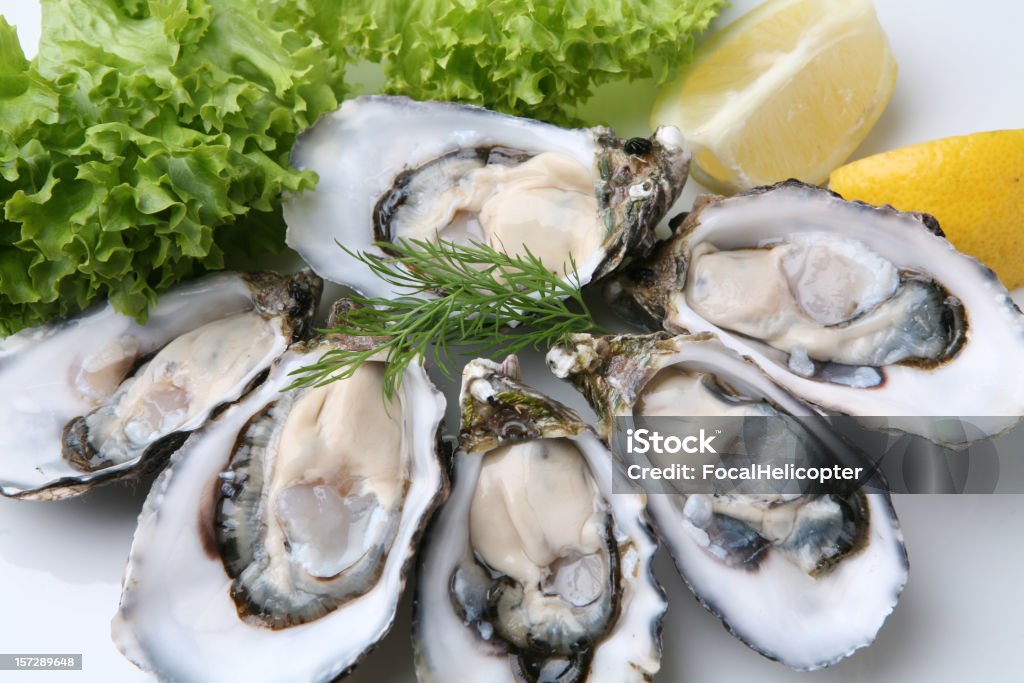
[331,0,728,126]
[288,239,605,398]
[0,2,344,336]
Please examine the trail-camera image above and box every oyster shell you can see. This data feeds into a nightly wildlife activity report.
[414,356,665,682]
[112,311,446,682]
[0,271,321,500]
[547,332,909,670]
[284,96,689,300]
[608,181,1024,442]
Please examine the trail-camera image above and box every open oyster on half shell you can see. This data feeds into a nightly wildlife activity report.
[112,302,446,682]
[284,96,689,300]
[609,180,1024,443]
[547,332,908,670]
[0,270,321,500]
[414,356,665,682]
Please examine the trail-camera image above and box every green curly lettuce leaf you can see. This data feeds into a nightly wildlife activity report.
[330,0,727,125]
[0,0,344,335]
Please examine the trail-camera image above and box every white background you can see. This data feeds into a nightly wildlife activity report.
[1,1,1023,682]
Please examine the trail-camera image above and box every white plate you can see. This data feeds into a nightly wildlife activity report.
[1,1,1022,681]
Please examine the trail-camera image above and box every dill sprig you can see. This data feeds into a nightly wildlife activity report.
[288,238,605,398]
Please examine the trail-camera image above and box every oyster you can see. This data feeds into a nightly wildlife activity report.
[0,271,321,500]
[112,309,447,682]
[547,332,908,670]
[414,356,665,682]
[609,181,1024,442]
[284,96,689,299]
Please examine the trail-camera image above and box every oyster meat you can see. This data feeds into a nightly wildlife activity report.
[548,332,909,670]
[0,271,320,500]
[414,356,665,682]
[609,181,1024,441]
[112,309,446,682]
[284,96,690,299]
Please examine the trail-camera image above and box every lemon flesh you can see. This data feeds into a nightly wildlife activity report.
[830,129,1024,289]
[653,0,897,193]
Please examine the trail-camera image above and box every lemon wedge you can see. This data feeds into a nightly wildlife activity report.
[830,129,1024,289]
[652,0,897,193]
